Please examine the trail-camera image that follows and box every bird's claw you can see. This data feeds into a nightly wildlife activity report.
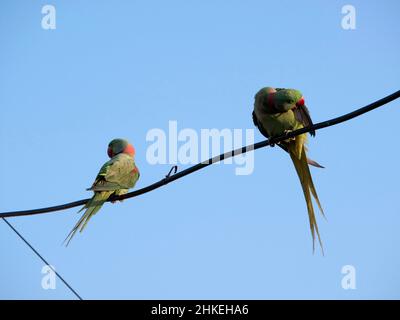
[269,130,295,146]
[284,130,296,141]
[268,137,277,147]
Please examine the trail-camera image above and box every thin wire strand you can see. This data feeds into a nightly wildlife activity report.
[0,89,399,218]
[2,218,83,300]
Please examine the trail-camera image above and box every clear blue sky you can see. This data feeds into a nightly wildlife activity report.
[1,0,399,299]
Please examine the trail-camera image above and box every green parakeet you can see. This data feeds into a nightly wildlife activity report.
[252,87,325,253]
[64,138,140,246]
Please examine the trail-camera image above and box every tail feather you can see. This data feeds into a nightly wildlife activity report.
[278,143,324,168]
[307,168,325,219]
[63,191,113,246]
[306,158,325,169]
[289,137,324,254]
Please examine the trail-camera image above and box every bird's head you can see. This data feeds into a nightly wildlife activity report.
[264,87,277,94]
[107,138,135,158]
[254,87,277,110]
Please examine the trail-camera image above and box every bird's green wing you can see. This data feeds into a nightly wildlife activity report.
[89,154,136,191]
[252,111,270,139]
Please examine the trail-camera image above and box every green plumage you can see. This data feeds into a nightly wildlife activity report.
[254,88,309,136]
[64,144,139,246]
[90,153,139,191]
[253,87,325,253]
[273,88,303,112]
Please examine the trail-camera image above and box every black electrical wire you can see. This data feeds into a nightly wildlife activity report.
[0,89,399,218]
[0,89,399,301]
[2,218,83,300]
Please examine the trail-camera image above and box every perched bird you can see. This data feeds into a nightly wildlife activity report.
[64,138,140,246]
[252,87,325,253]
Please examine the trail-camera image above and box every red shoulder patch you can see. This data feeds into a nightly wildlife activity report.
[296,96,305,107]
[131,167,138,174]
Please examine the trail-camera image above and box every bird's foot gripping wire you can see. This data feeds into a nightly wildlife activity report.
[111,191,127,204]
[283,129,296,141]
[268,136,278,147]
[269,130,296,147]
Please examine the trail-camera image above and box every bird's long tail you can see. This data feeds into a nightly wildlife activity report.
[63,191,113,246]
[277,143,324,168]
[288,135,325,254]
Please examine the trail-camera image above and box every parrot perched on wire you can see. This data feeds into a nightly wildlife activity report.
[64,138,140,246]
[252,87,325,253]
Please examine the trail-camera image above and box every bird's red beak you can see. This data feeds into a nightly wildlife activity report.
[123,144,135,157]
